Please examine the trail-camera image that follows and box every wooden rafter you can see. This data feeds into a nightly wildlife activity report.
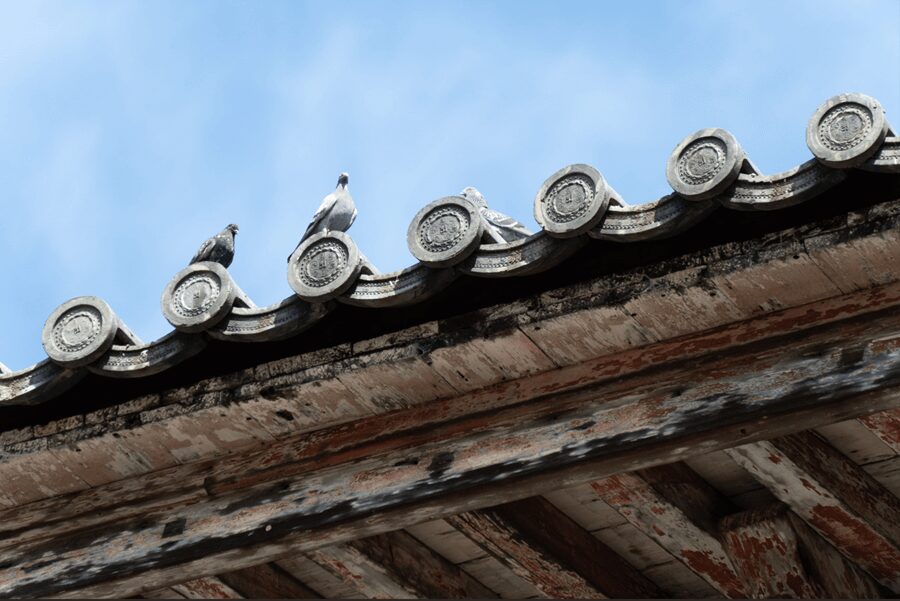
[4,291,900,597]
[216,563,319,599]
[590,463,748,598]
[859,407,900,453]
[721,503,884,598]
[307,530,495,598]
[170,576,242,599]
[726,431,900,591]
[447,496,661,598]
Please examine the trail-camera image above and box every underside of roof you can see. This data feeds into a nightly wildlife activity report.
[1,93,900,598]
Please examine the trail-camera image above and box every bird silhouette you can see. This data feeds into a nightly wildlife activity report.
[461,187,532,243]
[288,172,357,262]
[190,224,239,268]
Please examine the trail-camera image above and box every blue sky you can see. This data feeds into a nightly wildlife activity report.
[0,0,898,369]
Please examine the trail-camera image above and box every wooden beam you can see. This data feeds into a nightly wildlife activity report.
[859,407,900,453]
[447,496,661,598]
[216,563,319,599]
[5,301,900,598]
[3,281,897,553]
[170,576,242,599]
[721,503,885,598]
[726,431,900,591]
[590,463,748,598]
[308,530,496,599]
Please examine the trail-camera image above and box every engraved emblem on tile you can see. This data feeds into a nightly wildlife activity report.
[42,296,139,367]
[407,196,484,267]
[288,231,362,301]
[162,261,243,332]
[807,93,890,167]
[667,128,745,201]
[534,164,614,237]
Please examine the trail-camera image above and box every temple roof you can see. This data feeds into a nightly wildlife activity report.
[1,92,898,420]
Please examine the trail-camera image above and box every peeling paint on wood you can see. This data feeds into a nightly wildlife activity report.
[590,464,748,598]
[4,291,900,596]
[726,431,900,591]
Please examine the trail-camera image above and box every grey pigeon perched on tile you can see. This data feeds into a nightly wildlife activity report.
[190,223,239,268]
[461,187,532,243]
[288,172,357,262]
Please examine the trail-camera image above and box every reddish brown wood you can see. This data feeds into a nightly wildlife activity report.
[309,530,496,599]
[3,280,898,555]
[216,563,319,599]
[448,496,661,598]
[6,298,900,598]
[727,431,900,591]
[590,463,748,598]
[721,504,884,598]
[859,408,900,453]
[170,577,242,599]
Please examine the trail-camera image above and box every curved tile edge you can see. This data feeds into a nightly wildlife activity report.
[0,360,85,407]
[87,332,208,378]
[862,137,900,173]
[340,263,459,308]
[592,194,717,242]
[719,159,848,211]
[209,297,334,342]
[458,232,586,277]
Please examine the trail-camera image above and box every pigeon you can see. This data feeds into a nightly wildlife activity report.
[461,187,532,243]
[190,223,239,268]
[288,172,357,262]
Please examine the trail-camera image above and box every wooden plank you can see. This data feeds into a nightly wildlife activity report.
[217,563,319,599]
[726,431,900,591]
[276,555,358,599]
[170,576,243,599]
[429,327,557,391]
[590,463,748,598]
[142,587,186,599]
[309,530,496,599]
[721,503,884,598]
[859,408,900,453]
[448,496,660,598]
[6,299,900,597]
[308,544,419,598]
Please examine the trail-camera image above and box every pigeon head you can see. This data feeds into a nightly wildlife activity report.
[337,172,349,187]
[461,186,487,208]
[226,223,239,235]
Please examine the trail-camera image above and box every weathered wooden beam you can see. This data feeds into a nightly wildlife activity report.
[590,463,748,598]
[726,431,900,591]
[216,563,319,599]
[5,302,900,598]
[142,587,186,599]
[3,281,898,555]
[859,407,900,453]
[170,576,242,599]
[447,496,661,598]
[721,503,885,598]
[308,530,496,599]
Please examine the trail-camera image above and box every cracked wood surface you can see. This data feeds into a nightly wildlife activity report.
[721,503,885,598]
[447,496,661,598]
[307,530,495,599]
[3,293,900,597]
[590,463,748,598]
[726,431,900,591]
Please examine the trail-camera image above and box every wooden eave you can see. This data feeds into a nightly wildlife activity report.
[1,182,900,597]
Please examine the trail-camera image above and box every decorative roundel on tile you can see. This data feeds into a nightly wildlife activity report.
[807,93,888,167]
[408,196,484,267]
[42,296,118,367]
[667,128,745,200]
[288,231,362,301]
[162,261,237,332]
[534,164,611,237]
